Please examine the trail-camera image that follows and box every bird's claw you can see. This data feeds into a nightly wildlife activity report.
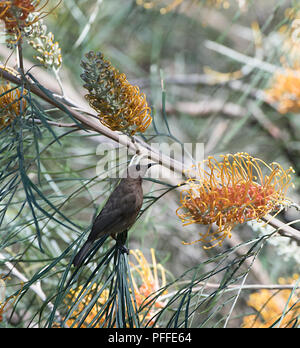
[118,244,130,254]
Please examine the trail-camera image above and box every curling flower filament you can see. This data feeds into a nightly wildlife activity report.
[266,68,300,114]
[242,274,300,328]
[176,152,294,248]
[0,82,27,130]
[0,0,35,31]
[80,51,152,135]
[129,248,167,316]
[0,0,43,41]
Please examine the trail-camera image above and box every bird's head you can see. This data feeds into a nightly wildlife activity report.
[126,162,157,179]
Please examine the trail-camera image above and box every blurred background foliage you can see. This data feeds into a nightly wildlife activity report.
[0,0,299,327]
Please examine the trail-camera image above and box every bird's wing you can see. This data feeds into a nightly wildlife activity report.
[88,209,125,241]
[87,183,140,242]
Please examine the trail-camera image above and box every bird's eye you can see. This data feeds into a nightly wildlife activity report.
[136,164,140,171]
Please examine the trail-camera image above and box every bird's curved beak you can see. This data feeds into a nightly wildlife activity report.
[147,162,158,169]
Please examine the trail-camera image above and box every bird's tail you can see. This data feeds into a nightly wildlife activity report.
[73,240,92,267]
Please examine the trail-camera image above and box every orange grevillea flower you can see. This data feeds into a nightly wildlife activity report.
[129,248,167,323]
[0,82,27,130]
[62,249,167,328]
[81,51,152,136]
[176,152,294,248]
[0,0,38,34]
[64,283,109,328]
[0,276,23,323]
[266,68,300,114]
[0,0,57,41]
[242,274,300,328]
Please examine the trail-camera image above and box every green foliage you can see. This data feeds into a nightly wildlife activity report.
[0,0,299,328]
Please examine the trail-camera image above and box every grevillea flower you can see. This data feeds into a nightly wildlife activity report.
[0,1,58,42]
[129,248,167,324]
[24,12,62,69]
[64,283,109,328]
[80,51,152,135]
[264,10,300,114]
[0,0,40,39]
[266,68,300,114]
[0,277,22,323]
[61,249,167,328]
[242,274,300,328]
[0,82,27,130]
[0,0,35,30]
[176,152,294,248]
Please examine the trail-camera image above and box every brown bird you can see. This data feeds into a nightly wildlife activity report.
[73,163,155,267]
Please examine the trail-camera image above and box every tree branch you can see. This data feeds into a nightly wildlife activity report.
[0,253,63,325]
[262,214,300,244]
[0,67,188,176]
[160,281,300,301]
[1,67,299,244]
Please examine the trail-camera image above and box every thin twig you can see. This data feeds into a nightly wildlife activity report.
[53,68,64,96]
[32,118,81,128]
[167,99,246,118]
[74,0,103,48]
[16,38,25,76]
[134,74,270,105]
[249,101,285,140]
[159,282,300,301]
[262,214,300,244]
[204,40,283,74]
[208,282,300,291]
[0,253,63,324]
[224,272,248,328]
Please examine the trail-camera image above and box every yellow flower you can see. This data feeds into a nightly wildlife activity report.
[0,1,61,42]
[176,153,294,248]
[0,276,23,323]
[242,274,300,328]
[0,0,43,41]
[24,12,62,70]
[0,82,27,130]
[65,283,109,328]
[266,68,300,114]
[62,249,167,328]
[81,51,152,135]
[0,0,36,31]
[129,248,167,323]
[265,10,300,114]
